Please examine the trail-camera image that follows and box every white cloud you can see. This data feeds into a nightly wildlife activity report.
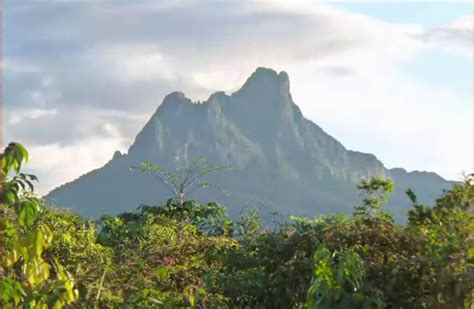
[95,44,178,83]
[24,129,127,195]
[76,1,426,96]
[421,15,473,55]
[8,108,57,125]
[3,58,41,74]
[4,1,472,193]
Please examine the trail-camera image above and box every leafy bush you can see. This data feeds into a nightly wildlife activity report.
[1,143,78,307]
[305,245,384,308]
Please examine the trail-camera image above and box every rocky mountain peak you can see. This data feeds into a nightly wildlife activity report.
[235,67,291,101]
[156,91,193,114]
[45,67,452,221]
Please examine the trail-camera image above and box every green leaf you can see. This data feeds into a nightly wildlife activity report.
[16,199,40,227]
[405,188,417,204]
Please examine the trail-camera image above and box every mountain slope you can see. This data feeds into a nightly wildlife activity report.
[46,68,453,220]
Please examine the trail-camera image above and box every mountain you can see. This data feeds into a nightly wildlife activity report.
[45,67,453,221]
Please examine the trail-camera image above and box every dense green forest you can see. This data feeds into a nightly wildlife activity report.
[2,142,473,308]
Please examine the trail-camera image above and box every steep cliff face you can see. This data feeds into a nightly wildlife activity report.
[46,68,452,220]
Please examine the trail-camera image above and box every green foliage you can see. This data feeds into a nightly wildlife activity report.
[96,201,238,307]
[40,207,114,307]
[354,178,394,220]
[305,245,384,308]
[407,175,474,308]
[131,158,231,207]
[234,206,262,244]
[136,199,234,236]
[2,144,472,308]
[1,143,78,308]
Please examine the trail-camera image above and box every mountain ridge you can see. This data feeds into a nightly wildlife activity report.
[46,67,453,220]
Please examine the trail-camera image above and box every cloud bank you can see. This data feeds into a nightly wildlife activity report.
[3,1,472,193]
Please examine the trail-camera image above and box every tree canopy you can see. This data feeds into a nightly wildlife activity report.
[1,143,473,308]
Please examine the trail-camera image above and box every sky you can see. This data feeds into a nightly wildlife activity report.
[3,1,473,194]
